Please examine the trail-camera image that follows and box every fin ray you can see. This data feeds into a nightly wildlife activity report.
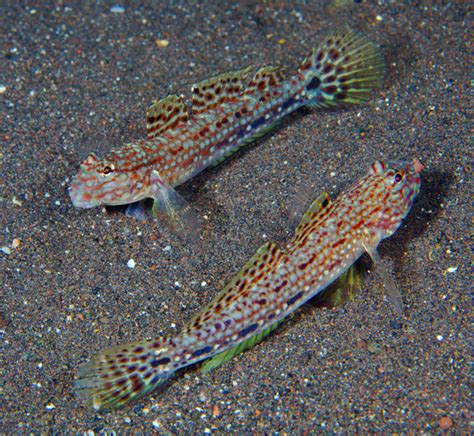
[244,65,287,100]
[186,241,285,328]
[146,95,190,138]
[362,240,403,314]
[75,338,173,411]
[299,28,385,109]
[293,192,332,240]
[191,66,253,115]
[150,171,201,242]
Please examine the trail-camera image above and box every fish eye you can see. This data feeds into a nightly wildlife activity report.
[102,164,115,176]
[394,172,403,183]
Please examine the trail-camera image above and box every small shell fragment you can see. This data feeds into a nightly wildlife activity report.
[156,39,169,48]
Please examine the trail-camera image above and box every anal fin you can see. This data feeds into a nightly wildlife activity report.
[313,263,363,308]
[201,320,282,373]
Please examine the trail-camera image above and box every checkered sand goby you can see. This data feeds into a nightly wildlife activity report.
[75,159,422,411]
[69,29,385,236]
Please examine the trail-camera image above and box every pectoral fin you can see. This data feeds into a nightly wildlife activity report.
[150,170,201,242]
[362,240,403,315]
[125,201,149,221]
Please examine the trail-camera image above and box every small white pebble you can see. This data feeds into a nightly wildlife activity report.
[127,258,136,269]
[1,246,11,255]
[376,14,383,21]
[124,417,131,424]
[110,5,125,13]
[330,172,336,177]
[274,392,280,400]
[0,85,6,94]
[37,362,43,369]
[152,419,161,428]
[162,245,171,252]
[174,281,181,288]
[201,281,207,287]
[55,200,61,205]
[12,196,23,206]
[45,402,55,410]
[446,266,458,273]
[436,335,444,341]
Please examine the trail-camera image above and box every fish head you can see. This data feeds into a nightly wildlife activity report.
[365,159,422,237]
[69,152,150,208]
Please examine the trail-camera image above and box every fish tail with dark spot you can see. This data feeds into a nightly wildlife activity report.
[299,28,385,108]
[75,337,176,411]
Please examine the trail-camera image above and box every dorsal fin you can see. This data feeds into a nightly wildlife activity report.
[293,192,331,239]
[244,66,287,99]
[146,94,190,138]
[191,66,253,115]
[288,184,318,231]
[185,241,285,328]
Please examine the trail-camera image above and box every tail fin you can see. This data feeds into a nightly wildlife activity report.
[75,337,175,411]
[299,29,385,108]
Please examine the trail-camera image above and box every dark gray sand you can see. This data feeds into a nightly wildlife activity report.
[1,1,470,433]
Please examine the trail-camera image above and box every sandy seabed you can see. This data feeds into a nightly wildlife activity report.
[1,1,470,433]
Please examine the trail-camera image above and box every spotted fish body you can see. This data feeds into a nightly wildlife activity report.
[75,159,422,410]
[69,30,384,230]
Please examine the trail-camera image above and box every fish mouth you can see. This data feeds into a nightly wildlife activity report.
[69,185,100,208]
[399,159,422,210]
[69,173,101,209]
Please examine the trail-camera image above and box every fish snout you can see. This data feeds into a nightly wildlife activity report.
[69,168,101,208]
